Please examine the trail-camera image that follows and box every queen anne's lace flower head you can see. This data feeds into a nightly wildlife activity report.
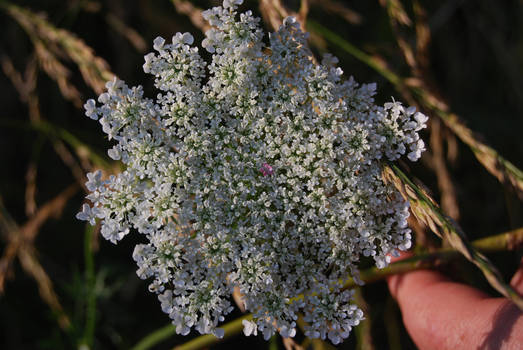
[77,0,427,344]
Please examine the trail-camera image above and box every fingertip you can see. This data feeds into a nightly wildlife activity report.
[510,257,523,296]
[387,273,403,299]
[386,251,414,299]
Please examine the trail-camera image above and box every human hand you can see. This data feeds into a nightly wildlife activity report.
[387,253,523,349]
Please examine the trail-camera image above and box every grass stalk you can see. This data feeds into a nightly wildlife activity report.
[382,164,523,309]
[307,20,523,199]
[0,118,111,170]
[2,2,114,95]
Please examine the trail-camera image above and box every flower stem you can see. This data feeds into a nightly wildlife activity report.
[171,314,253,350]
[131,324,176,350]
[135,227,522,350]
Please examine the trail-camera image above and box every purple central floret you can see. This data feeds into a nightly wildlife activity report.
[260,163,274,177]
[76,0,428,343]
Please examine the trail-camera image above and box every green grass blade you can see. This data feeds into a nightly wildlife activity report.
[79,224,96,349]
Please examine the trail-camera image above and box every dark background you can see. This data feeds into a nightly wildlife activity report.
[0,0,522,349]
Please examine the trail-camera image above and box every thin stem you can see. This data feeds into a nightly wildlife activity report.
[131,324,176,350]
[80,224,97,349]
[139,228,522,350]
[306,21,402,86]
[353,288,375,350]
[268,335,279,350]
[171,314,253,350]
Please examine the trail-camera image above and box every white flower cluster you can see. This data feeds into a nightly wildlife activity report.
[77,0,427,344]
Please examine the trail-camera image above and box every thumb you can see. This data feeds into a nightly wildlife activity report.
[386,252,523,350]
[510,257,523,295]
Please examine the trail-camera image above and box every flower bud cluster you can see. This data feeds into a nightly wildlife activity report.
[77,0,427,344]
